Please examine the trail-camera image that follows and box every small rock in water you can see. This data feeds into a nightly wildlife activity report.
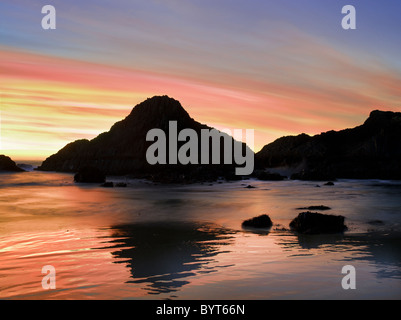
[242,214,273,229]
[245,185,256,189]
[289,211,347,234]
[324,181,335,186]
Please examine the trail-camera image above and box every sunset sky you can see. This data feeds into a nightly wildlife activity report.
[1,0,400,160]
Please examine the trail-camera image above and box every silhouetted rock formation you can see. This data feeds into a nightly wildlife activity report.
[289,212,347,234]
[0,155,25,172]
[38,96,252,182]
[242,214,273,229]
[256,110,401,180]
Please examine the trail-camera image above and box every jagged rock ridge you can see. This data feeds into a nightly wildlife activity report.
[256,110,401,180]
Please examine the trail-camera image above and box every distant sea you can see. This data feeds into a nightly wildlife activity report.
[0,168,400,299]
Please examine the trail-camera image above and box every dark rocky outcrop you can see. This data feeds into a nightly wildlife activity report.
[289,211,347,234]
[242,214,273,229]
[0,155,25,172]
[256,110,401,180]
[38,96,252,183]
[74,166,106,183]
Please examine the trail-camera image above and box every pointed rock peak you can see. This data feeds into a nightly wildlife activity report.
[128,95,191,121]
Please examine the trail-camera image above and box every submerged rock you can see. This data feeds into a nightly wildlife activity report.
[289,211,347,234]
[324,181,335,186]
[74,166,106,183]
[242,214,273,229]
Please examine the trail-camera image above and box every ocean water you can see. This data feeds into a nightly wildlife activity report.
[0,171,400,299]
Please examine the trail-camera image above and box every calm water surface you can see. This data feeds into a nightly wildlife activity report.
[0,171,400,299]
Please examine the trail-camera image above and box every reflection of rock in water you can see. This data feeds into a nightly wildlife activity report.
[278,232,401,280]
[109,222,236,295]
[292,233,346,250]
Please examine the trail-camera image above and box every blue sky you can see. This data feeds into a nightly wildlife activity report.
[2,0,400,68]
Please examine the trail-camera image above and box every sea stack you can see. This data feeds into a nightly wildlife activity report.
[37,96,253,182]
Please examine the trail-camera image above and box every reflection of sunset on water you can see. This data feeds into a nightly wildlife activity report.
[0,228,133,299]
[0,172,400,299]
